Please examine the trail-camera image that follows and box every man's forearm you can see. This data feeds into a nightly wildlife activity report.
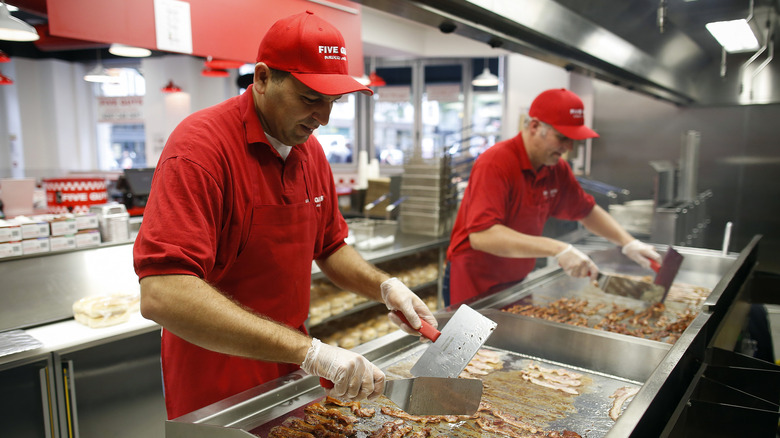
[469,224,569,258]
[139,274,312,365]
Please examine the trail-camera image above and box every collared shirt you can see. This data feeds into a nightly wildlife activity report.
[446,133,595,303]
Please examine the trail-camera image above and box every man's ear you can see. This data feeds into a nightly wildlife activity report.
[253,62,271,92]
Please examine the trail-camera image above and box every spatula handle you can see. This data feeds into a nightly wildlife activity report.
[650,259,661,273]
[320,377,334,389]
[392,310,441,342]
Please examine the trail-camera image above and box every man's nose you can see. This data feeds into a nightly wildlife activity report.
[312,101,332,126]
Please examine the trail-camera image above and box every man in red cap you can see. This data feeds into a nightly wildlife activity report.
[134,11,435,419]
[446,88,660,305]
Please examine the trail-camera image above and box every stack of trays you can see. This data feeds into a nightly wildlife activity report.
[399,157,457,236]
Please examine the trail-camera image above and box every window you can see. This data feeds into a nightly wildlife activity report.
[423,64,464,160]
[315,93,357,164]
[372,66,414,166]
[94,67,147,171]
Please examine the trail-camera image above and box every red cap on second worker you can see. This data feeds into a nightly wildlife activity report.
[529,88,599,140]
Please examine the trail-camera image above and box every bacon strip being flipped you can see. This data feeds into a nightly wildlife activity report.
[380,406,461,424]
[609,386,640,421]
[325,396,376,417]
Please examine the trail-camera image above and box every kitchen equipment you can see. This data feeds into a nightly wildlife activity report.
[395,304,497,378]
[320,376,483,415]
[652,246,684,302]
[596,245,684,303]
[89,202,130,243]
[596,272,665,302]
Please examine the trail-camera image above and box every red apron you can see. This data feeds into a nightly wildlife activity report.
[162,154,318,419]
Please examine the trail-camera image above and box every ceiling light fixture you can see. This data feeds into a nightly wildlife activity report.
[109,43,151,58]
[201,67,230,77]
[0,70,13,85]
[706,19,760,53]
[472,59,499,87]
[84,50,118,83]
[0,0,39,42]
[161,79,182,93]
[368,71,386,87]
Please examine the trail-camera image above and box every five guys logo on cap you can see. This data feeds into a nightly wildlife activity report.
[319,46,347,61]
[569,108,583,119]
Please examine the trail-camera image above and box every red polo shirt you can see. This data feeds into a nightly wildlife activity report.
[133,85,347,418]
[446,133,595,304]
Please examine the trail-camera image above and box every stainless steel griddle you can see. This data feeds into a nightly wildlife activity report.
[165,243,756,438]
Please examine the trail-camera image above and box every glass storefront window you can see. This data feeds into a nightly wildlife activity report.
[423,63,464,159]
[373,66,414,166]
[315,93,357,164]
[470,91,502,156]
[94,67,147,171]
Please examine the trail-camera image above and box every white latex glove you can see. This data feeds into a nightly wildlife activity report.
[621,239,662,270]
[380,277,438,337]
[555,244,598,281]
[301,338,385,400]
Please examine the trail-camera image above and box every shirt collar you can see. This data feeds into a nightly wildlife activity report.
[510,133,551,181]
[241,84,270,146]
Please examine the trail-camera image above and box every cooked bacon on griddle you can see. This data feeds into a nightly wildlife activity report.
[408,427,432,438]
[379,406,461,424]
[547,431,583,438]
[304,403,358,425]
[303,414,356,437]
[369,420,404,438]
[269,425,316,438]
[609,386,640,421]
[280,417,352,438]
[324,396,376,417]
[490,409,540,434]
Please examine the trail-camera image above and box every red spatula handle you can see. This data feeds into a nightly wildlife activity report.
[392,310,441,342]
[320,377,334,389]
[650,259,661,273]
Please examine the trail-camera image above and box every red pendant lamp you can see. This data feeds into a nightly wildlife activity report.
[161,79,182,93]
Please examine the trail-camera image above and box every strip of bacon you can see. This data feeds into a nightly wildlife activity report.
[380,406,461,424]
[304,403,358,425]
[609,386,640,421]
[324,396,376,417]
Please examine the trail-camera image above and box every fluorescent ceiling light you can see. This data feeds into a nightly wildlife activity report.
[0,1,39,42]
[109,43,151,58]
[705,19,760,53]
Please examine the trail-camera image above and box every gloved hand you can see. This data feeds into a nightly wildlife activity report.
[555,244,598,280]
[621,239,662,270]
[381,277,438,337]
[301,338,385,400]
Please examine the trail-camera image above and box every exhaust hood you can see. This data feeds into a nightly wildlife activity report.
[355,0,780,106]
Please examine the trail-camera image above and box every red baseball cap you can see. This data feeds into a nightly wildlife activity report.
[256,11,372,96]
[529,89,599,140]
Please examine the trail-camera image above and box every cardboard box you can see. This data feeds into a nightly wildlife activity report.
[0,221,22,243]
[75,213,99,230]
[50,235,77,252]
[11,218,50,239]
[22,237,50,255]
[75,230,101,248]
[49,217,78,236]
[0,241,23,258]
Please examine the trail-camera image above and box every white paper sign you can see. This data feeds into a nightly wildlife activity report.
[97,96,144,124]
[154,0,193,54]
[376,86,411,103]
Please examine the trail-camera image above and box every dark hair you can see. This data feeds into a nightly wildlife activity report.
[268,67,291,84]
